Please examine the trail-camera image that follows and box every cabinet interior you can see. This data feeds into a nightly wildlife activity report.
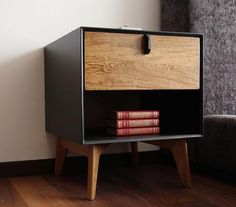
[83,90,202,143]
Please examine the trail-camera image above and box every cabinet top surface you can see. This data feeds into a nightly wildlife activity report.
[80,26,204,38]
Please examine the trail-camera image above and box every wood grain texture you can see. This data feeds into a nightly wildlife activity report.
[54,137,109,200]
[84,32,200,90]
[1,164,235,206]
[10,176,75,207]
[0,179,28,207]
[171,140,192,187]
[55,137,191,199]
[54,139,68,175]
[58,138,90,156]
[87,145,108,200]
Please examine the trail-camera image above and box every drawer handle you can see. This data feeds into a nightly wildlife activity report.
[143,34,151,54]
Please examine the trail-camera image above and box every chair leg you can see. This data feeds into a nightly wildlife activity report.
[54,138,68,175]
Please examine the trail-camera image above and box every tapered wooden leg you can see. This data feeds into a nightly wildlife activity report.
[130,142,139,166]
[87,144,109,200]
[54,137,109,200]
[87,146,101,200]
[171,140,191,187]
[54,138,68,175]
[143,139,192,187]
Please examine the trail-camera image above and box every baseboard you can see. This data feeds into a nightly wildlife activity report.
[0,150,164,177]
[1,150,234,185]
[0,159,55,177]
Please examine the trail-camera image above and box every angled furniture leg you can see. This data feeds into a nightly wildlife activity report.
[130,142,139,166]
[143,139,192,187]
[54,137,109,200]
[54,139,68,175]
[87,144,108,200]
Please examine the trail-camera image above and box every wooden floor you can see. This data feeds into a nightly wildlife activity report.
[0,163,236,207]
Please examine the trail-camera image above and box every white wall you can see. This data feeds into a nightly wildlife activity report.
[0,0,160,162]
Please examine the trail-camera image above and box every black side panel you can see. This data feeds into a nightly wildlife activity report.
[44,28,83,143]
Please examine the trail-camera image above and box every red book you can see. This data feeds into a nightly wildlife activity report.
[107,127,160,136]
[108,110,160,120]
[107,119,159,128]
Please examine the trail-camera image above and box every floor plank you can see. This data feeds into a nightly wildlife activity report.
[0,178,28,207]
[192,174,236,207]
[44,174,156,207]
[0,163,234,207]
[10,176,76,207]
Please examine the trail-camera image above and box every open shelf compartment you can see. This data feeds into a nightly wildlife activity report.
[82,90,203,144]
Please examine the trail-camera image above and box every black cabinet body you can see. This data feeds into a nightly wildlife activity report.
[44,27,203,144]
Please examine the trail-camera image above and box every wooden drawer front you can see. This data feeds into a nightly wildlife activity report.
[84,31,200,90]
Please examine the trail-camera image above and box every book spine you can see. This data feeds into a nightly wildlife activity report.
[114,127,160,136]
[116,119,159,128]
[117,111,159,120]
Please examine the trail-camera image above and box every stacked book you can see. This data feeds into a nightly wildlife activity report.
[106,110,160,136]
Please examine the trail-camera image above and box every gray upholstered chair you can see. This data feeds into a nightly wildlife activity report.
[197,115,236,174]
